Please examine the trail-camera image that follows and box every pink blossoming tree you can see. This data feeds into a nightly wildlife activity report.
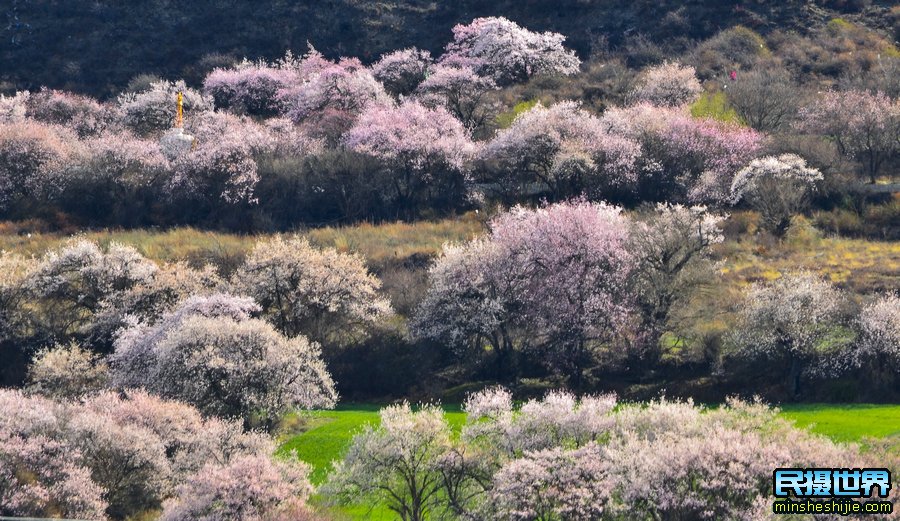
[441,17,581,85]
[481,101,640,200]
[797,89,900,183]
[413,200,636,385]
[344,100,477,215]
[371,48,432,97]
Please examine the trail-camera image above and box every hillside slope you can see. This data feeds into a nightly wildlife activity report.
[2,0,896,97]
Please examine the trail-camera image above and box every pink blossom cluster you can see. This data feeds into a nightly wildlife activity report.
[0,119,82,208]
[204,58,303,116]
[345,100,476,172]
[413,200,635,380]
[371,47,432,96]
[602,103,762,203]
[280,56,391,141]
[441,17,581,85]
[414,63,498,132]
[26,87,117,137]
[797,89,900,182]
[483,101,640,198]
[0,388,301,520]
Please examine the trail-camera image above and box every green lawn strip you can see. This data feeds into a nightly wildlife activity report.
[779,403,900,442]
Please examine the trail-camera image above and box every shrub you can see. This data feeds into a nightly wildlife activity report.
[630,61,702,107]
[689,91,740,124]
[26,342,109,399]
[688,26,769,79]
[462,388,617,456]
[730,154,823,235]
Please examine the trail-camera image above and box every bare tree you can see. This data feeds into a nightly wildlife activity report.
[728,66,799,132]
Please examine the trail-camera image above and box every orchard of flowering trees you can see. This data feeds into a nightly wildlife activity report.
[6,15,894,228]
[1,12,899,521]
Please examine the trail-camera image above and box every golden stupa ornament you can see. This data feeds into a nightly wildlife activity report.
[159,90,196,159]
[175,91,184,128]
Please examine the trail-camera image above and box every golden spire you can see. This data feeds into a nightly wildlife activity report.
[175,91,184,129]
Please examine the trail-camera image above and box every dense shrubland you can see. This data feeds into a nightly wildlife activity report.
[0,10,898,520]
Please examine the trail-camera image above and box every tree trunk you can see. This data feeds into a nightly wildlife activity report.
[788,356,803,399]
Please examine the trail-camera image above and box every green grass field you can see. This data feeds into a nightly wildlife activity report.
[779,403,900,442]
[278,402,900,519]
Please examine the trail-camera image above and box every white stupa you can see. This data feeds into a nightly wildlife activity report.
[159,91,195,160]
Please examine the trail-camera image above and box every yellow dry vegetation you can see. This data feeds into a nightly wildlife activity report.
[715,222,899,294]
[0,213,487,267]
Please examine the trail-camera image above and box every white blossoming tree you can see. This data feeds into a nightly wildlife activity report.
[727,273,854,397]
[232,236,392,345]
[440,17,581,85]
[110,293,337,425]
[324,403,453,521]
[730,154,823,235]
[630,61,703,107]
